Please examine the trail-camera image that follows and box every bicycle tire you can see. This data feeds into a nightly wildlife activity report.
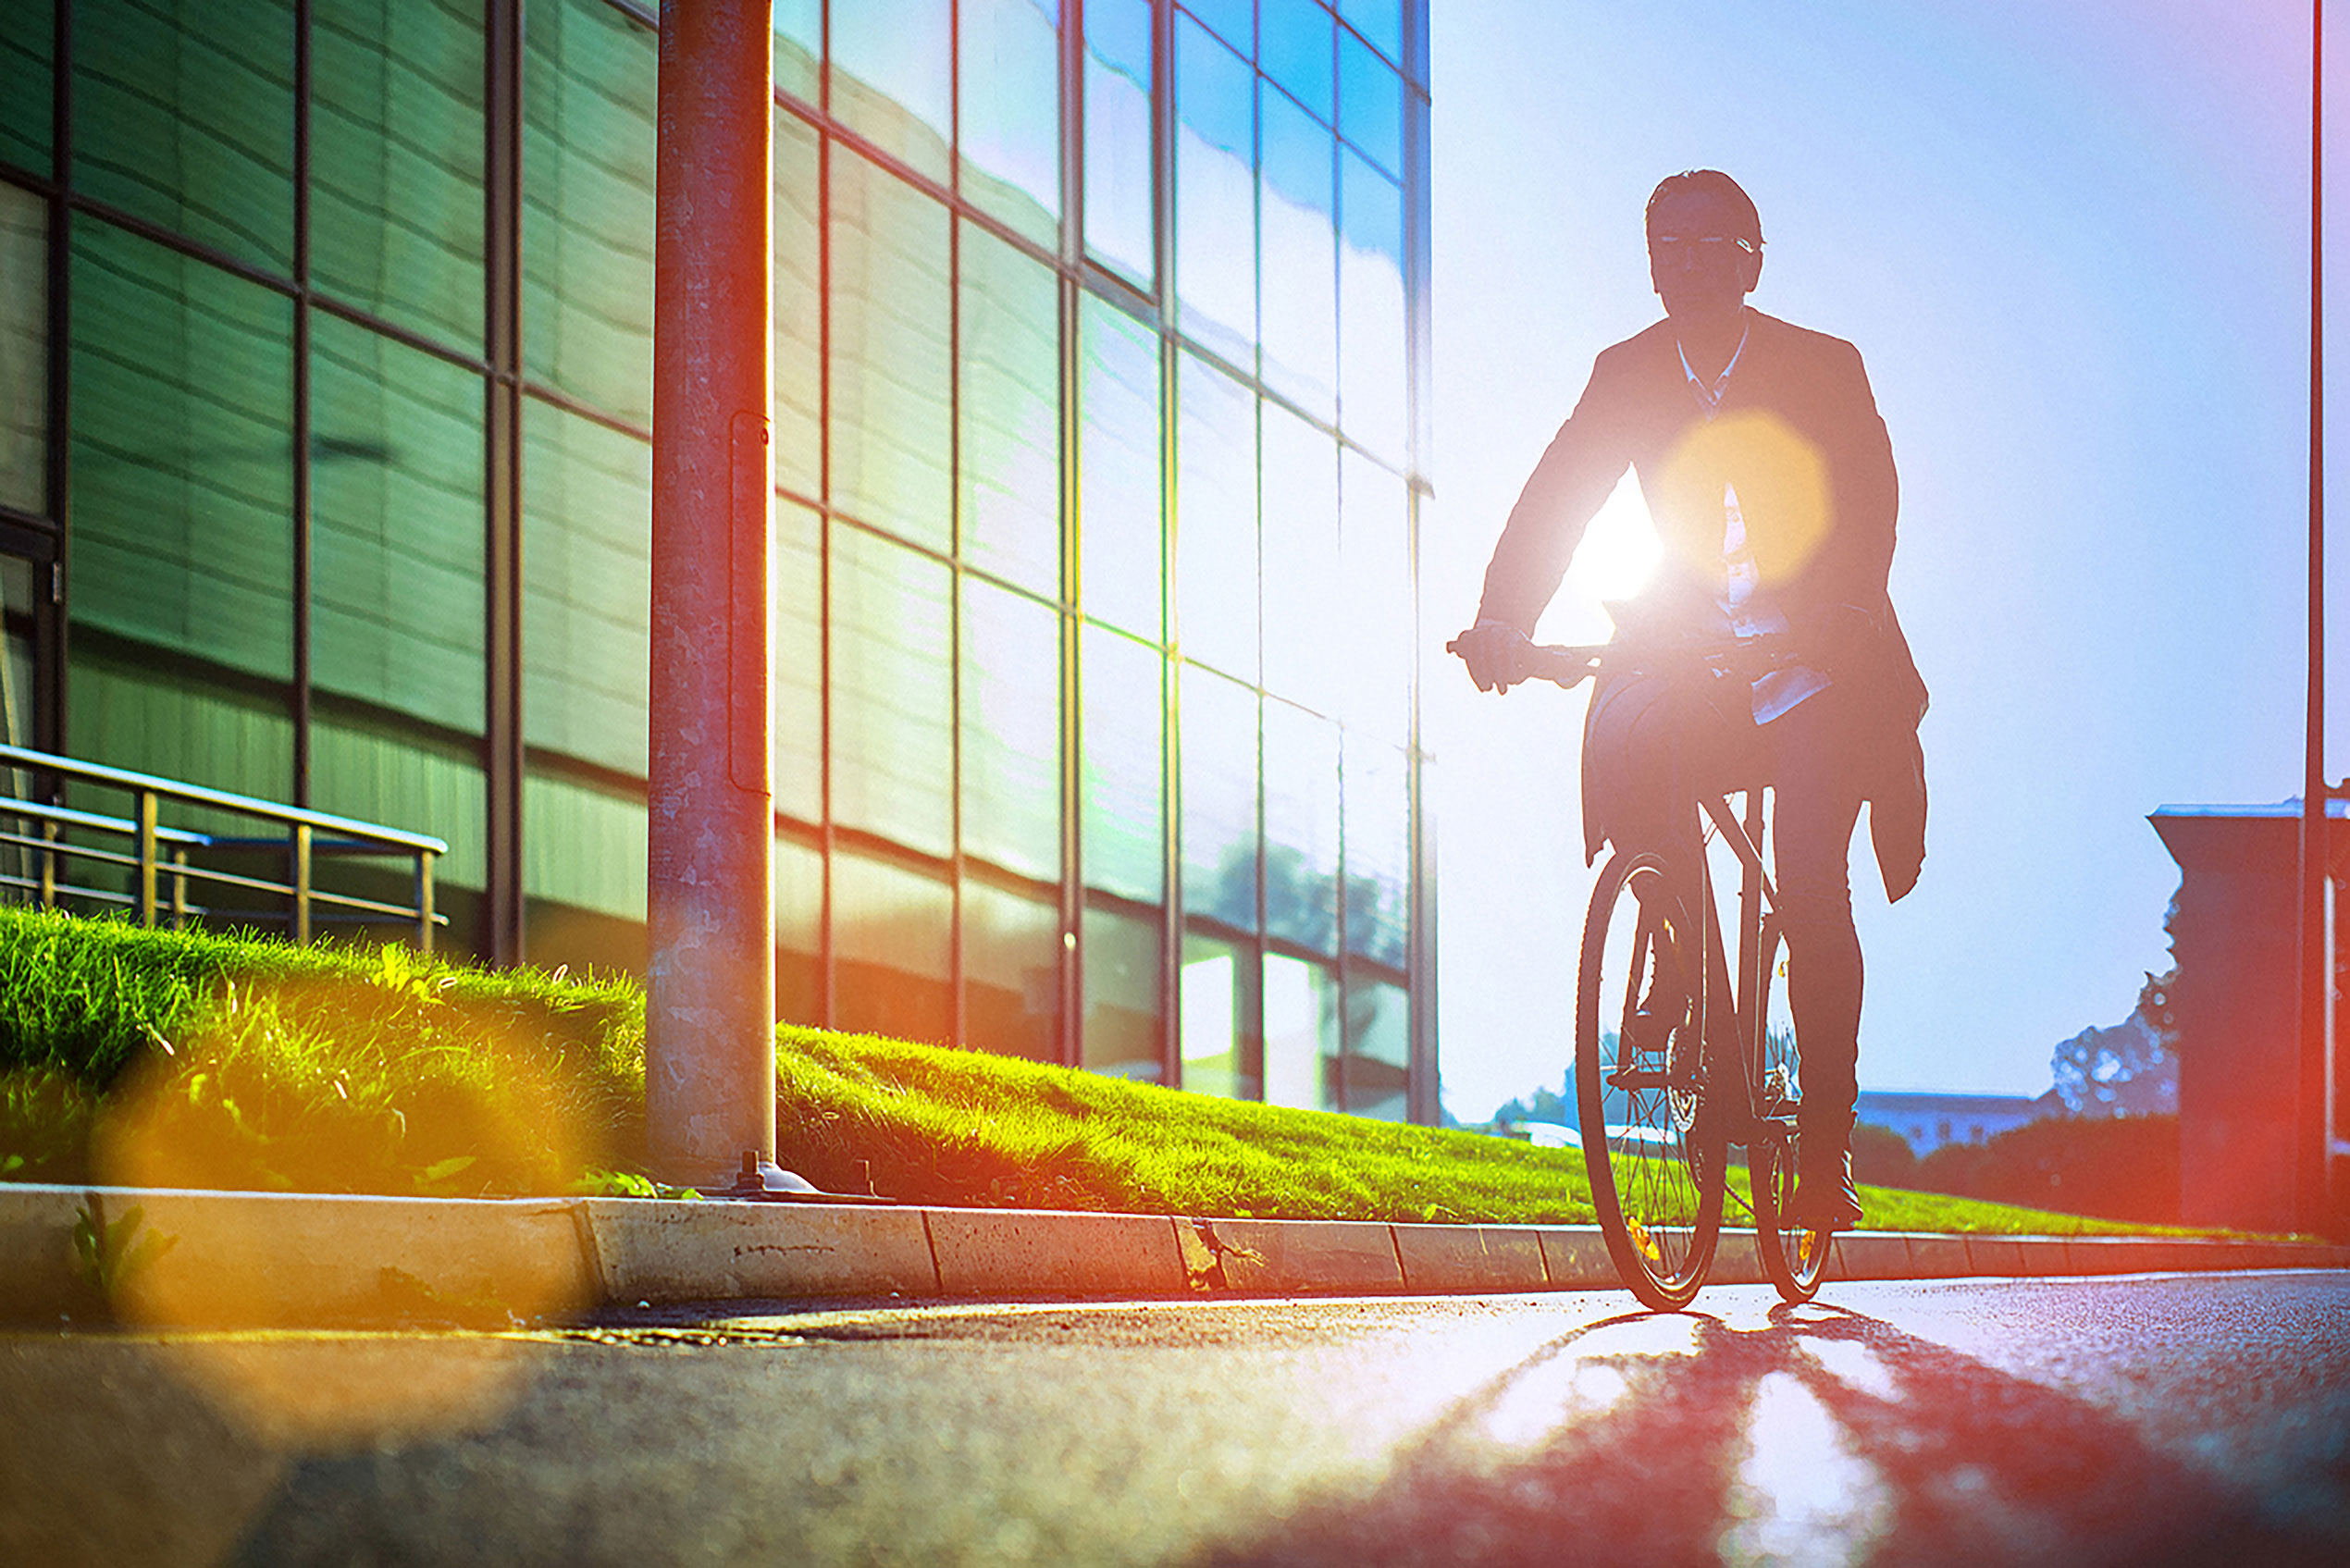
[1575,848,1725,1310]
[1749,918,1828,1303]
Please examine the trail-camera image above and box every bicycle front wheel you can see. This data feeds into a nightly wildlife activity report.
[1576,849,1725,1310]
[1750,918,1828,1303]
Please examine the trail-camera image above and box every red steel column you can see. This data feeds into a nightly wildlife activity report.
[649,0,776,1184]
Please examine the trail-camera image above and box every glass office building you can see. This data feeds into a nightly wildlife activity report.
[0,0,1435,1120]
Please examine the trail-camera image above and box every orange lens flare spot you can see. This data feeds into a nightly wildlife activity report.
[1656,410,1831,587]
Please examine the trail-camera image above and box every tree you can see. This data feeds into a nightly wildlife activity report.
[2051,966,2179,1117]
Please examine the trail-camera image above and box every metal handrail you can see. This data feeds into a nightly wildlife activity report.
[0,742,448,950]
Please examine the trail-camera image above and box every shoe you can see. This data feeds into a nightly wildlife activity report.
[1788,1147,1861,1231]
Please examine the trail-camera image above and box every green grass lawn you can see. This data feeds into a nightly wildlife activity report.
[0,906,2177,1233]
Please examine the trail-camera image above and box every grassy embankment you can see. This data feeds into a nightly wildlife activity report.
[0,905,2178,1232]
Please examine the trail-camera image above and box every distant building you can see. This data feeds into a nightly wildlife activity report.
[1855,1090,2060,1157]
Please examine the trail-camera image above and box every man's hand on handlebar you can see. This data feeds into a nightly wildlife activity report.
[1450,619,1537,693]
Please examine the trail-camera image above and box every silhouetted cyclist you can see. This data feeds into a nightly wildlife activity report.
[1453,169,1927,1230]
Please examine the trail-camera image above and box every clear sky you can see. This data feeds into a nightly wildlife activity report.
[1425,1,2341,1121]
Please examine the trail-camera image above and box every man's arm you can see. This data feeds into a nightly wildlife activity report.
[1474,347,1641,634]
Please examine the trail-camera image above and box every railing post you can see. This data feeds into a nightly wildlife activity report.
[39,820,55,907]
[171,846,188,930]
[136,790,158,927]
[292,821,312,944]
[416,848,437,955]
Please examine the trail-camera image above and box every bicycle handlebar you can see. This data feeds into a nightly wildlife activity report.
[1444,633,1798,691]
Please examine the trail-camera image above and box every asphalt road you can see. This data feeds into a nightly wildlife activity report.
[4,1272,2347,1567]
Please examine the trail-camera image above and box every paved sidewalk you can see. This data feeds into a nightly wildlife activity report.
[3,1182,2341,1327]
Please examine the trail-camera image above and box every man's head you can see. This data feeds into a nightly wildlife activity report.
[1645,170,1763,327]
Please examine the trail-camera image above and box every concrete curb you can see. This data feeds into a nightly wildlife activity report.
[4,1183,2345,1326]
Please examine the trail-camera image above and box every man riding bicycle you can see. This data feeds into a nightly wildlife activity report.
[1453,170,1928,1231]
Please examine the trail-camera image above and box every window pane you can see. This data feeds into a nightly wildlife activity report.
[1082,901,1160,1080]
[1082,0,1154,287]
[1175,352,1257,678]
[522,402,650,774]
[964,877,1061,1061]
[1339,149,1407,463]
[1263,698,1338,954]
[74,0,294,272]
[961,576,1061,881]
[1181,661,1256,932]
[959,220,1060,597]
[774,108,823,500]
[834,851,954,1044]
[67,647,292,816]
[524,0,656,426]
[775,831,822,1024]
[831,146,952,550]
[312,0,486,352]
[959,0,1061,247]
[1342,732,1408,969]
[1077,293,1161,636]
[1181,931,1256,1099]
[1338,448,1411,740]
[311,315,485,735]
[1337,27,1403,177]
[773,0,822,103]
[1261,0,1333,123]
[1258,405,1339,713]
[1258,84,1337,419]
[310,716,488,939]
[1342,974,1408,1119]
[830,524,953,858]
[0,182,43,513]
[69,220,292,682]
[523,767,647,924]
[1338,0,1403,63]
[830,0,952,185]
[774,495,822,823]
[1263,952,1336,1110]
[1182,0,1253,56]
[1080,622,1163,901]
[1,0,51,173]
[1173,15,1255,366]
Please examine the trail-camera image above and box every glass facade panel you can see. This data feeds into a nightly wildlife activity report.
[1261,0,1334,123]
[961,575,1061,882]
[830,0,953,185]
[774,108,824,501]
[68,648,293,814]
[0,0,50,174]
[69,219,293,682]
[311,714,487,895]
[1338,447,1411,740]
[1258,84,1338,419]
[1175,351,1256,677]
[1339,148,1408,462]
[0,181,42,513]
[1182,0,1254,56]
[523,0,656,426]
[1263,951,1336,1110]
[1079,621,1163,902]
[1258,404,1339,713]
[964,876,1061,1061]
[775,830,823,1024]
[772,0,822,104]
[830,145,952,551]
[773,495,823,824]
[1173,14,1255,367]
[1338,29,1403,178]
[958,219,1060,597]
[959,0,1061,247]
[1342,973,1408,1118]
[311,314,485,735]
[311,0,485,352]
[1342,730,1408,969]
[1180,930,1255,1098]
[1078,293,1161,636]
[830,523,954,858]
[1082,900,1160,1080]
[835,850,954,1044]
[1180,661,1256,932]
[74,0,294,272]
[522,400,650,776]
[1082,0,1154,287]
[1263,697,1339,954]
[524,768,649,972]
[1338,0,1404,66]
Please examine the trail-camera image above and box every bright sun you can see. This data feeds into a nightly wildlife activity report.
[1544,469,1661,641]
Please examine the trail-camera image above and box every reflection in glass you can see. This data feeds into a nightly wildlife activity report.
[1340,148,1408,463]
[310,315,485,735]
[1338,0,1404,68]
[774,110,823,500]
[776,831,822,1025]
[1339,447,1412,740]
[959,221,1061,597]
[523,767,647,923]
[1082,0,1154,287]
[1263,698,1340,954]
[830,524,954,858]
[312,0,485,352]
[1080,622,1163,902]
[1175,353,1257,677]
[74,0,295,272]
[965,878,1062,1061]
[1174,15,1255,367]
[524,0,656,426]
[962,576,1061,882]
[67,649,293,827]
[521,401,650,775]
[0,183,43,514]
[1263,952,1336,1110]
[311,716,487,901]
[831,146,952,551]
[830,0,953,184]
[773,496,823,823]
[1183,0,1254,56]
[0,0,50,173]
[1258,405,1340,713]
[1342,731,1409,969]
[69,219,293,682]
[1082,901,1161,1080]
[1180,662,1256,931]
[1338,26,1403,177]
[1078,294,1162,637]
[773,0,822,103]
[1260,0,1334,122]
[1343,974,1409,1118]
[1258,85,1338,419]
[1181,931,1254,1099]
[835,851,954,1044]
[959,0,1061,247]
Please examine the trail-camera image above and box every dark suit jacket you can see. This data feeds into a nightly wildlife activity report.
[1476,309,1929,899]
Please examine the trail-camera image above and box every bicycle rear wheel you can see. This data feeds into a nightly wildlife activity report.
[1576,849,1725,1310]
[1749,918,1828,1303]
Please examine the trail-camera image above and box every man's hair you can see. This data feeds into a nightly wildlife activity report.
[1644,169,1764,247]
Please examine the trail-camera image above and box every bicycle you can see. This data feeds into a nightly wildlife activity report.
[1451,633,1831,1311]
